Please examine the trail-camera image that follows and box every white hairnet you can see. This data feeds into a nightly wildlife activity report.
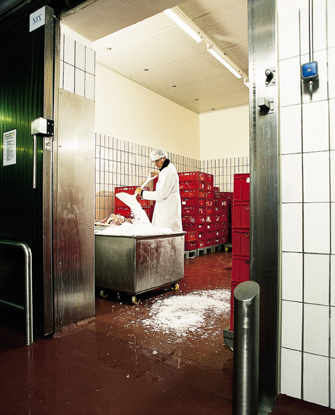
[150,149,167,161]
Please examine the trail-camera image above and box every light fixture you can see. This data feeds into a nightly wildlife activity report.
[164,7,248,83]
[164,8,202,43]
[207,45,242,79]
[243,78,249,88]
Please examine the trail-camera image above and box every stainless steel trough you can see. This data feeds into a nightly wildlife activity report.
[95,232,185,303]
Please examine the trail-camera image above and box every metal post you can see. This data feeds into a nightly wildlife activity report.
[0,240,33,345]
[233,281,260,415]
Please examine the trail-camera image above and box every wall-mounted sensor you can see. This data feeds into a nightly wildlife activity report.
[31,117,54,136]
[301,61,318,95]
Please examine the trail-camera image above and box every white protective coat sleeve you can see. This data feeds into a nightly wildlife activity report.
[142,163,182,232]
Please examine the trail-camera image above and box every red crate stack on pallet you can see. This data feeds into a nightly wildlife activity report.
[214,190,233,245]
[179,171,217,251]
[179,172,206,251]
[230,173,250,331]
[114,186,154,221]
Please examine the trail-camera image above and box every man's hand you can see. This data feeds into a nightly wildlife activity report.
[135,187,142,195]
[150,170,159,178]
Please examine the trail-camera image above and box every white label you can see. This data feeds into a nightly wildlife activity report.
[3,129,16,166]
[29,7,45,32]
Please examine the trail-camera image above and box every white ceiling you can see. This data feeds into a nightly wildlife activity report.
[62,0,249,114]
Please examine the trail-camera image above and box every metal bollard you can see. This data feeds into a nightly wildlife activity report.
[232,281,260,415]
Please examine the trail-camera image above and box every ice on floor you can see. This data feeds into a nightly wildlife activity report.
[140,289,230,338]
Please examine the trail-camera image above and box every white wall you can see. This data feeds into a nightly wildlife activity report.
[278,0,335,409]
[199,105,249,160]
[95,63,200,160]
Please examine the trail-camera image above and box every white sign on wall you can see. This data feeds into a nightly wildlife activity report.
[3,129,17,167]
[29,7,45,33]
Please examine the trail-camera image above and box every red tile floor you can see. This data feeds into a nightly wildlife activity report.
[0,251,334,415]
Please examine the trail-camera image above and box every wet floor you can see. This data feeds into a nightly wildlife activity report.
[0,251,334,414]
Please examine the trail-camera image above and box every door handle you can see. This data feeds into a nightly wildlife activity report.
[33,135,37,189]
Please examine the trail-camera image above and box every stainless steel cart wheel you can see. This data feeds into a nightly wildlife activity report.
[171,283,179,291]
[100,289,108,298]
[132,296,140,305]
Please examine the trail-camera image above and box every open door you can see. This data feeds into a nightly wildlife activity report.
[0,6,55,337]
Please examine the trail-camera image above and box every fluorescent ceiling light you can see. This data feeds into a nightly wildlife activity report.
[164,8,202,43]
[243,78,249,88]
[207,46,242,79]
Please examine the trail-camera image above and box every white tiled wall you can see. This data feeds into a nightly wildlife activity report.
[278,0,334,409]
[60,34,95,101]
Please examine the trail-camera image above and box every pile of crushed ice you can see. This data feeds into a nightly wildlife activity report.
[96,222,175,236]
[140,289,230,339]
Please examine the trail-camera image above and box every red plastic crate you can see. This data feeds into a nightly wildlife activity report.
[219,192,233,200]
[241,202,250,229]
[233,174,250,201]
[214,205,230,215]
[185,240,198,250]
[182,215,206,224]
[198,240,206,249]
[180,189,207,199]
[232,255,250,282]
[198,232,206,241]
[181,197,197,207]
[185,231,198,241]
[214,222,224,230]
[232,228,250,257]
[205,223,214,231]
[115,186,137,193]
[206,206,214,215]
[206,183,214,191]
[178,171,206,182]
[232,202,250,229]
[205,174,214,185]
[214,229,221,237]
[179,181,206,190]
[138,199,150,206]
[217,214,229,223]
[197,198,206,207]
[206,230,214,240]
[182,206,206,216]
[214,198,230,207]
[205,199,213,207]
[205,238,214,247]
[198,223,206,232]
[206,215,215,223]
[207,190,214,200]
[183,223,197,232]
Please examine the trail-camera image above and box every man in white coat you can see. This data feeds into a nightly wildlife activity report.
[135,149,182,232]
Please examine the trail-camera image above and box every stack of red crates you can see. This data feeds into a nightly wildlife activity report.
[214,190,232,244]
[114,186,154,221]
[178,171,215,251]
[230,173,250,330]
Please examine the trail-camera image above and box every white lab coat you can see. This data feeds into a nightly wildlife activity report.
[142,162,182,232]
